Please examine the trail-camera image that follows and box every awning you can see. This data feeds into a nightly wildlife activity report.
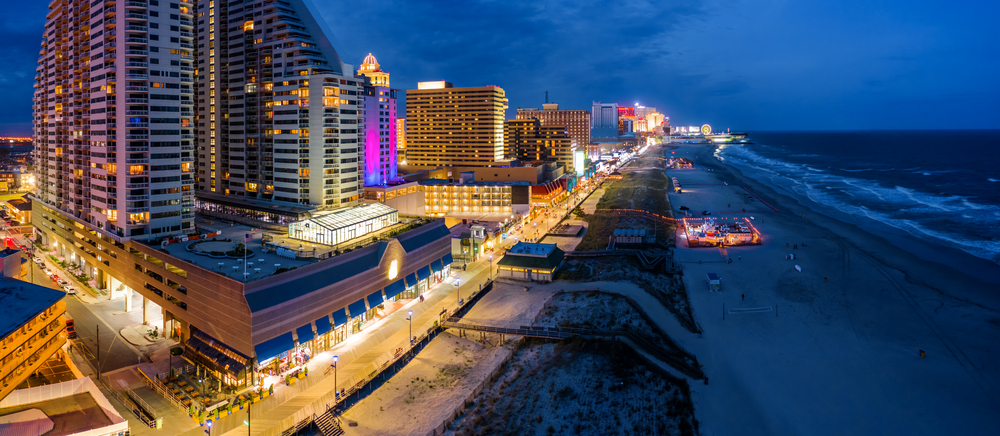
[416,265,432,281]
[315,315,331,335]
[405,273,417,287]
[254,332,295,363]
[384,279,406,299]
[296,324,314,344]
[442,253,454,265]
[347,299,367,317]
[431,259,443,273]
[186,330,249,375]
[332,308,347,328]
[366,290,384,308]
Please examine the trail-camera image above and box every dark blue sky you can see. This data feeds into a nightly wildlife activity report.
[2,0,998,135]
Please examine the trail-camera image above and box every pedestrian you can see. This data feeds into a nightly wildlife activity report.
[741,294,744,301]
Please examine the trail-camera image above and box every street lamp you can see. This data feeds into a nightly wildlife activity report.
[243,401,250,436]
[332,355,338,399]
[489,254,493,281]
[407,310,413,346]
[456,279,461,305]
[205,420,212,435]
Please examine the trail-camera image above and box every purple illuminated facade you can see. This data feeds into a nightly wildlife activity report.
[358,54,399,186]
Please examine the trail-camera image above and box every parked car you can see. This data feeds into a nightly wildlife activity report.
[63,285,77,295]
[65,319,77,339]
[51,274,60,282]
[32,256,43,264]
[42,267,52,275]
[57,279,70,288]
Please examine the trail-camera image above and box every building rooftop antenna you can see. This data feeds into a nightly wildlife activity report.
[545,91,548,104]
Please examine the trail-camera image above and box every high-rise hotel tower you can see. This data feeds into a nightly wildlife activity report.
[33,0,197,239]
[405,81,508,168]
[196,0,362,212]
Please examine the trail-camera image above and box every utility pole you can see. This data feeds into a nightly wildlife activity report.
[96,324,100,378]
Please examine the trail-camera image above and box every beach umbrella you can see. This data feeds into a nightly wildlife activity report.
[259,258,265,262]
[232,266,239,271]
[217,262,225,268]
[255,268,261,273]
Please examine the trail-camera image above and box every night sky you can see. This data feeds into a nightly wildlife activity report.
[2,0,998,135]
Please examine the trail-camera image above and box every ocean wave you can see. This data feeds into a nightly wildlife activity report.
[717,145,1000,263]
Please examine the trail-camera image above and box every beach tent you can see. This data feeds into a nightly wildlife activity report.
[707,273,721,292]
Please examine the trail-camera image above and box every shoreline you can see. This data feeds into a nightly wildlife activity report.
[660,143,1000,436]
[693,144,1000,292]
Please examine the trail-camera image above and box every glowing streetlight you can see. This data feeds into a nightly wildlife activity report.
[332,355,339,399]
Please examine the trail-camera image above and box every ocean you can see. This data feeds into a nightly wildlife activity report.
[713,130,1000,265]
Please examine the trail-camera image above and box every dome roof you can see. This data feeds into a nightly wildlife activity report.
[362,53,378,67]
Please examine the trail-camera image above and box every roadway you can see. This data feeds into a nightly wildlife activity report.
[18,242,147,374]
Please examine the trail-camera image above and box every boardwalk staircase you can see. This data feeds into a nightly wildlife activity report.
[315,409,345,436]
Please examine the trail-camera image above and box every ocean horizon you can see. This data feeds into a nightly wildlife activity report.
[714,130,1000,265]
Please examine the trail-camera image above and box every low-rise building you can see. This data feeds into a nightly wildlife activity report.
[421,178,530,217]
[4,197,31,224]
[496,242,565,282]
[0,280,67,401]
[32,197,452,388]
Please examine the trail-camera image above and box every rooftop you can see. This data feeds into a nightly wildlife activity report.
[420,178,531,187]
[613,228,646,236]
[498,242,565,270]
[0,279,64,340]
[506,242,559,257]
[145,218,315,283]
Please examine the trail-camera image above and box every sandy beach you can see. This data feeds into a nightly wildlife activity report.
[663,143,1000,435]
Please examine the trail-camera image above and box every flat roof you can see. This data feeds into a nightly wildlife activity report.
[420,178,530,187]
[196,192,315,217]
[506,242,558,257]
[613,228,646,236]
[0,392,114,434]
[0,279,64,340]
[147,218,316,283]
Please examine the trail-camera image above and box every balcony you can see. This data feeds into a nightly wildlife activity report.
[125,86,148,92]
[125,26,148,32]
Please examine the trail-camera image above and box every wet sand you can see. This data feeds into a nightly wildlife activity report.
[660,143,1000,436]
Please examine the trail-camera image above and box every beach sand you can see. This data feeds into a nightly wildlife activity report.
[661,143,1000,435]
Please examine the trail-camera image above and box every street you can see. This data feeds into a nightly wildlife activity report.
[21,248,148,373]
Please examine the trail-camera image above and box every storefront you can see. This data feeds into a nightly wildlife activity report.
[250,254,455,372]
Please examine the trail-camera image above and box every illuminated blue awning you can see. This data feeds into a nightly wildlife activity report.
[442,253,454,266]
[416,265,431,280]
[332,308,347,328]
[366,290,384,308]
[296,324,314,343]
[315,315,331,335]
[254,332,294,363]
[347,299,367,317]
[431,259,443,272]
[405,273,417,287]
[384,279,406,299]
